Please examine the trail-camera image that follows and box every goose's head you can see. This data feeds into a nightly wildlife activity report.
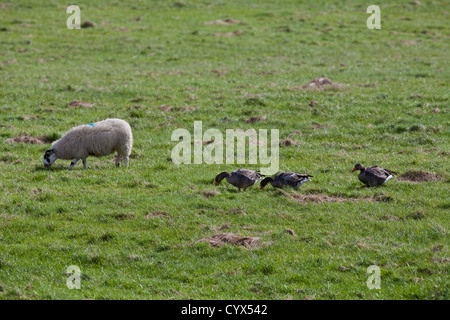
[215,172,231,186]
[352,163,365,172]
[260,177,274,189]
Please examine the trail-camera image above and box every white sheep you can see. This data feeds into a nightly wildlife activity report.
[43,118,133,169]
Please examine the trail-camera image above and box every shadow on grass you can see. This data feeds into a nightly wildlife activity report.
[33,165,67,172]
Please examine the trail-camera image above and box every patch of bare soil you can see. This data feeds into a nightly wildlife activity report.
[2,59,17,65]
[205,18,240,25]
[312,122,334,130]
[379,215,401,221]
[305,77,334,87]
[432,257,450,264]
[20,115,38,120]
[219,208,246,216]
[418,148,439,153]
[210,69,227,76]
[1,153,22,164]
[286,229,297,238]
[158,121,175,128]
[215,223,231,231]
[291,77,345,91]
[213,30,242,37]
[280,138,302,147]
[158,105,195,113]
[145,211,169,219]
[69,100,96,108]
[198,233,261,248]
[158,105,174,112]
[147,70,185,76]
[288,130,304,137]
[0,3,14,9]
[285,191,391,204]
[400,40,418,45]
[37,58,53,63]
[201,190,220,198]
[355,241,374,249]
[398,170,442,182]
[245,115,267,123]
[4,134,52,145]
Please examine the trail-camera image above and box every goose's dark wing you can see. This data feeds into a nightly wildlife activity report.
[363,166,394,186]
[234,169,262,181]
[367,166,394,179]
[276,172,311,188]
[228,169,262,188]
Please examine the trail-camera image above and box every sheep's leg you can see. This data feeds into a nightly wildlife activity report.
[82,158,87,169]
[69,158,79,170]
[124,155,129,167]
[115,154,123,167]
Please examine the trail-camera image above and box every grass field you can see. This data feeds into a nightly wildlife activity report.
[0,0,449,300]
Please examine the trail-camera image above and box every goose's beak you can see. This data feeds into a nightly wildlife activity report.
[351,168,357,172]
[260,186,264,190]
[214,181,219,186]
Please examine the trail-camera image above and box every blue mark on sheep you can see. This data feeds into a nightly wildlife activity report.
[88,123,95,127]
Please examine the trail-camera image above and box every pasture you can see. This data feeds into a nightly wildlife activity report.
[0,0,448,299]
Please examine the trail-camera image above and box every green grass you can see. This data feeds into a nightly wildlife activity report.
[0,0,449,300]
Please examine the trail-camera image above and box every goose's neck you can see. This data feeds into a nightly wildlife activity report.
[217,172,231,183]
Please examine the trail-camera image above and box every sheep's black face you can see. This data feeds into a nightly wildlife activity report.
[43,149,57,167]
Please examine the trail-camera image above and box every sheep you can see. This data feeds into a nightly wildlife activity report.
[43,118,133,170]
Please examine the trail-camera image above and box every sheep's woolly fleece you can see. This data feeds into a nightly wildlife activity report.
[51,118,133,161]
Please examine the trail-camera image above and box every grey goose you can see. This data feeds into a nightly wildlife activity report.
[260,172,312,189]
[352,163,395,187]
[215,169,263,191]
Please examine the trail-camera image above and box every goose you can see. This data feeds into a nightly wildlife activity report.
[352,163,395,187]
[214,169,262,191]
[260,172,312,189]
